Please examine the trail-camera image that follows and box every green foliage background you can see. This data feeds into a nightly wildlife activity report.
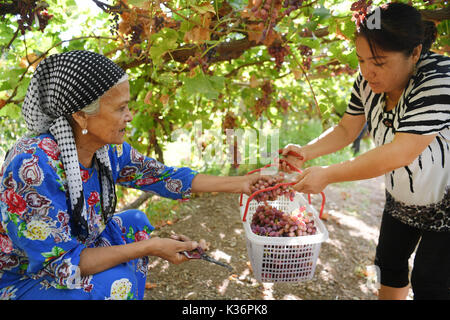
[0,0,448,215]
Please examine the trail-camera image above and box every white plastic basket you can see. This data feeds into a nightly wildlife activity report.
[240,192,328,283]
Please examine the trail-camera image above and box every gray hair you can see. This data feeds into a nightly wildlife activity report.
[81,73,129,115]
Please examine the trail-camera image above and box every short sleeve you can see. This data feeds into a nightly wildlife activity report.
[345,73,366,116]
[111,142,198,200]
[398,74,450,135]
[0,139,87,289]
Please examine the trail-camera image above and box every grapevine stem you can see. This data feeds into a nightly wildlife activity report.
[291,52,323,122]
[4,27,20,51]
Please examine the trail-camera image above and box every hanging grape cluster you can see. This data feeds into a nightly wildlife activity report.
[350,0,373,29]
[222,111,238,133]
[298,44,313,70]
[252,80,273,118]
[4,1,54,34]
[277,98,290,114]
[250,0,283,42]
[115,2,177,49]
[282,0,306,16]
[268,43,291,69]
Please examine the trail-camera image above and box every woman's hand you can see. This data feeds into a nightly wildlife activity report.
[169,234,209,251]
[280,144,307,171]
[149,235,202,265]
[241,173,278,196]
[291,166,330,194]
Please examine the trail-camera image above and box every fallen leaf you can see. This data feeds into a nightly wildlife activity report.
[340,191,350,200]
[145,282,157,289]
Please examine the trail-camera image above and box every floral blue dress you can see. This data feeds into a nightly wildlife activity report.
[0,133,197,300]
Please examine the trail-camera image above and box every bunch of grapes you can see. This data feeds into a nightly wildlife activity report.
[268,43,291,69]
[8,1,54,34]
[277,98,290,114]
[114,2,177,52]
[282,0,305,16]
[130,23,144,45]
[350,0,373,12]
[152,15,165,33]
[252,0,274,20]
[298,45,313,70]
[299,45,312,57]
[222,111,237,132]
[350,0,373,28]
[250,0,282,41]
[250,174,295,202]
[251,204,317,237]
[252,80,273,118]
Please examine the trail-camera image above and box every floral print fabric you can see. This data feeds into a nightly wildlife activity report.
[0,133,197,299]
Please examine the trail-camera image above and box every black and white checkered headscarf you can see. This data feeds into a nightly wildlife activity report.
[22,50,126,241]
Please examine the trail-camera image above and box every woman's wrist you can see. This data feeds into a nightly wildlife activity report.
[300,145,314,162]
[142,237,163,257]
[322,164,340,185]
[237,175,250,194]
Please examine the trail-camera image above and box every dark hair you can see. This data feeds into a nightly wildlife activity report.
[357,2,437,58]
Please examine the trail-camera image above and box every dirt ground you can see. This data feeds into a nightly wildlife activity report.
[144,176,406,300]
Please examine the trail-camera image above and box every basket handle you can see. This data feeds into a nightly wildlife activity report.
[239,159,300,206]
[241,181,297,222]
[241,190,326,222]
[240,159,326,221]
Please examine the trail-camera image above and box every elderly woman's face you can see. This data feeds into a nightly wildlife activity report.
[86,80,132,145]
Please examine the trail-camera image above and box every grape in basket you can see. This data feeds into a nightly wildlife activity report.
[250,204,317,237]
[249,173,296,202]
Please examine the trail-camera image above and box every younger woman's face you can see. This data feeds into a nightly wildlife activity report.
[355,36,421,96]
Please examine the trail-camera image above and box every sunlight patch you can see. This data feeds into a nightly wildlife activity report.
[211,249,231,263]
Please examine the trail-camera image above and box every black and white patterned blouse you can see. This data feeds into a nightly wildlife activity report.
[346,52,449,230]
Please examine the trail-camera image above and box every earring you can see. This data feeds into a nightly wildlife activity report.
[82,129,88,135]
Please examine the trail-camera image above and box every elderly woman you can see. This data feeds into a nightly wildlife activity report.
[0,50,265,300]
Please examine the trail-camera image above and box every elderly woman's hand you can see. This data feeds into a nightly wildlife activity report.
[148,235,204,265]
[241,173,278,196]
[169,234,209,251]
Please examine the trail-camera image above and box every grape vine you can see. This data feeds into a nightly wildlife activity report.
[1,0,447,168]
[1,0,53,34]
